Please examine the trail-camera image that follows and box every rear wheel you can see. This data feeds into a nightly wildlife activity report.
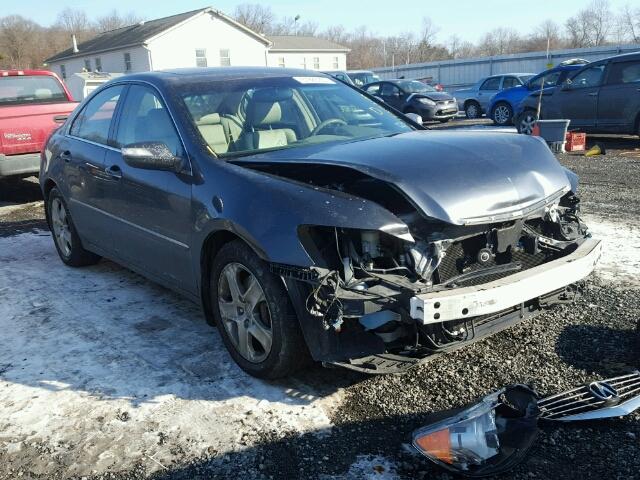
[210,240,309,378]
[517,110,537,135]
[465,102,481,119]
[47,187,101,267]
[492,102,513,126]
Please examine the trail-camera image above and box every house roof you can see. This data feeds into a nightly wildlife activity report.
[45,7,271,64]
[266,35,349,52]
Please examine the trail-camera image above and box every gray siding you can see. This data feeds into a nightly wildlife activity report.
[372,44,640,92]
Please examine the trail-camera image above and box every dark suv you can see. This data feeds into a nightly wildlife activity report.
[516,52,640,135]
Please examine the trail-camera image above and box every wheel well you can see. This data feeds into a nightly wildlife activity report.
[634,111,640,135]
[43,179,57,200]
[199,230,244,325]
[464,99,480,108]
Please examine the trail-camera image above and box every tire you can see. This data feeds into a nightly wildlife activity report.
[465,102,481,119]
[46,187,101,267]
[210,240,310,378]
[492,102,513,126]
[517,110,537,135]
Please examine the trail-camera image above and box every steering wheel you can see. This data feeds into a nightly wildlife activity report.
[310,118,347,136]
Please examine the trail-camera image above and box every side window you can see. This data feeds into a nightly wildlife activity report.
[501,76,519,89]
[70,85,123,145]
[115,85,183,156]
[365,84,380,95]
[606,61,640,85]
[480,77,501,90]
[380,83,400,96]
[570,64,606,88]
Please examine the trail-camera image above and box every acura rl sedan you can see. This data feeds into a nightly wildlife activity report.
[40,67,601,378]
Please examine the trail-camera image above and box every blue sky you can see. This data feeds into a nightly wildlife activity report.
[14,0,635,43]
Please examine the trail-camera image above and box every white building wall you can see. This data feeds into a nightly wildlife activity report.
[266,52,347,71]
[49,46,150,82]
[148,12,268,70]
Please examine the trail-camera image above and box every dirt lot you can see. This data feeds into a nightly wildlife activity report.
[1,121,639,479]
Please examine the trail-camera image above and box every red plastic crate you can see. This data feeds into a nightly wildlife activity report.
[566,132,586,151]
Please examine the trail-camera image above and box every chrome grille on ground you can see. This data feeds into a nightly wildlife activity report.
[538,371,640,420]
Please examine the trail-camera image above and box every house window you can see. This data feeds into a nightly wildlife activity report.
[195,49,207,68]
[95,57,102,72]
[278,57,285,68]
[84,59,91,71]
[124,52,132,72]
[313,57,320,70]
[219,49,230,67]
[60,64,66,80]
[332,56,339,69]
[300,57,307,69]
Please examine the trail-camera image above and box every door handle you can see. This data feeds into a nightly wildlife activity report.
[587,92,598,96]
[105,164,122,180]
[59,150,72,163]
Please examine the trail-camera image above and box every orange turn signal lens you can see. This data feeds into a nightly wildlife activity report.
[415,428,453,464]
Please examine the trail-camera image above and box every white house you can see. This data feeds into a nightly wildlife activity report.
[45,7,349,98]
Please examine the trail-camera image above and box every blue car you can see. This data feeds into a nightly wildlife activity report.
[487,61,588,125]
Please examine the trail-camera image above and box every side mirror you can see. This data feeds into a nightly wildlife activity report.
[561,80,572,91]
[405,112,423,124]
[122,142,184,173]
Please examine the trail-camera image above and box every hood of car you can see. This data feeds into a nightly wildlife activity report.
[411,92,453,102]
[238,130,572,226]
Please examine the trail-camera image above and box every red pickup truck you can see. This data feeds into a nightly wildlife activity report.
[0,70,78,179]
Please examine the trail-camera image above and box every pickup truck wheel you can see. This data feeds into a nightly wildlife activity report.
[492,103,513,126]
[464,102,481,119]
[210,240,310,379]
[47,187,101,267]
[517,110,537,135]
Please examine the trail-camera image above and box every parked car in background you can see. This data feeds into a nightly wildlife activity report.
[487,61,587,126]
[322,70,355,85]
[364,79,457,122]
[0,70,77,179]
[516,52,640,135]
[41,67,598,378]
[347,70,380,88]
[455,73,535,119]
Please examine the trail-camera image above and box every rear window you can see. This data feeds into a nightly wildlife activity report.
[0,75,67,106]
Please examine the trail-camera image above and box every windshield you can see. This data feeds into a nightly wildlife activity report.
[397,80,436,93]
[180,75,413,158]
[528,71,562,89]
[348,72,380,87]
[0,75,67,105]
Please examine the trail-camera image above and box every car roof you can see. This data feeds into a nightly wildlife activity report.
[0,69,60,77]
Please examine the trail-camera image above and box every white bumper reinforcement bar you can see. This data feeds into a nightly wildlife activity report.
[410,238,602,324]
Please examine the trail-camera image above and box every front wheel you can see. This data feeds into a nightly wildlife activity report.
[465,102,481,119]
[492,103,513,126]
[47,187,101,267]
[517,110,537,135]
[210,240,310,378]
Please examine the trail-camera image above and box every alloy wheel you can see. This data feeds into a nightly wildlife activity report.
[51,197,72,257]
[519,112,536,135]
[466,103,479,119]
[494,105,511,125]
[218,262,273,363]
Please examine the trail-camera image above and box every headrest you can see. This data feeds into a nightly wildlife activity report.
[248,102,282,127]
[197,113,221,125]
[252,87,293,103]
[34,88,52,99]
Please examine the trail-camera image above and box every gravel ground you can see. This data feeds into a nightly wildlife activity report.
[1,124,639,480]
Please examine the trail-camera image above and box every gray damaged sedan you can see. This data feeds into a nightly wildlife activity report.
[40,68,601,378]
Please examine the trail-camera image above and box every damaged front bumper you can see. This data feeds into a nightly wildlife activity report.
[410,238,602,324]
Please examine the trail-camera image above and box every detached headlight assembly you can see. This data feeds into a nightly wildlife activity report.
[417,97,436,106]
[412,385,539,477]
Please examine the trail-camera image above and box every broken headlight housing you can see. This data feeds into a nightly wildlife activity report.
[412,385,539,477]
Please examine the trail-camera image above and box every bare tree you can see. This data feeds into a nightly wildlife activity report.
[54,8,94,40]
[476,28,522,56]
[617,4,640,43]
[565,0,613,47]
[232,4,275,34]
[95,10,143,32]
[0,15,43,68]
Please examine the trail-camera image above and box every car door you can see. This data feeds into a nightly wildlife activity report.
[552,63,607,128]
[379,82,404,110]
[596,58,640,132]
[64,85,125,254]
[105,83,195,293]
[477,76,501,110]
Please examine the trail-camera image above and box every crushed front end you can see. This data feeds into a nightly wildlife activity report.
[277,189,601,374]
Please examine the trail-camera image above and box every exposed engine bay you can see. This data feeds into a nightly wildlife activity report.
[239,161,599,374]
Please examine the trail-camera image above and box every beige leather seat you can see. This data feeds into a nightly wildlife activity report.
[196,113,230,153]
[237,101,297,151]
